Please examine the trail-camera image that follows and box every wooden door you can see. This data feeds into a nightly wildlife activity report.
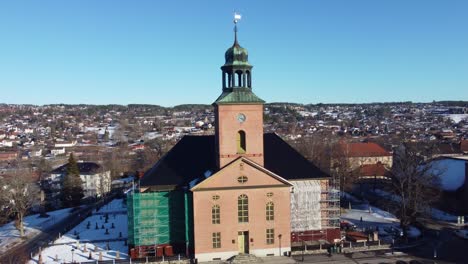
[238,232,245,253]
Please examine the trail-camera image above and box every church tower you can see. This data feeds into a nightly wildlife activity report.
[213,19,265,168]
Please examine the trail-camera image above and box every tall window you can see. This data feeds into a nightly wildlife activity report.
[266,202,274,221]
[237,130,246,154]
[212,232,221,248]
[212,205,220,224]
[238,194,249,223]
[266,228,275,244]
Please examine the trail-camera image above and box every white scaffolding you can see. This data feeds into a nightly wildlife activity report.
[291,180,322,231]
[290,176,340,236]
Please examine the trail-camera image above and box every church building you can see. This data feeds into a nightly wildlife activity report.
[127,19,339,262]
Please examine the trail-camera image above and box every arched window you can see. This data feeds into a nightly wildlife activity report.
[238,194,249,223]
[266,202,274,221]
[237,130,246,154]
[212,205,220,224]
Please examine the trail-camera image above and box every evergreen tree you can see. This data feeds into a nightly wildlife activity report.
[61,153,84,207]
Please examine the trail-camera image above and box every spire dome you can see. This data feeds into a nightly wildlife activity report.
[223,18,250,67]
[214,13,264,105]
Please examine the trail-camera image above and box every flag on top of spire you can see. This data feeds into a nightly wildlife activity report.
[234,12,242,24]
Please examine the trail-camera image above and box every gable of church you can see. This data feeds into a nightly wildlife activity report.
[191,157,291,191]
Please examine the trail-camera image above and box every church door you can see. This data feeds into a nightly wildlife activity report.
[238,231,249,254]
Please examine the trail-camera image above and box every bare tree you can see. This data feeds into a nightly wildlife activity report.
[290,133,332,173]
[291,134,358,193]
[0,171,39,237]
[103,149,126,180]
[386,142,441,237]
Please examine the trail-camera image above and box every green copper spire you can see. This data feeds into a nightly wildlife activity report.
[213,14,264,105]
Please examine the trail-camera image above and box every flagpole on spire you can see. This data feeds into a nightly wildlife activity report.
[233,12,242,45]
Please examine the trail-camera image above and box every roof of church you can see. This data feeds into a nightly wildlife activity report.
[213,88,265,105]
[140,133,329,189]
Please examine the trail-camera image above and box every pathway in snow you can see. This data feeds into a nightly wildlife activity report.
[28,199,128,264]
[0,208,72,255]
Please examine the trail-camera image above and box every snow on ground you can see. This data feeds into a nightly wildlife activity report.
[97,198,127,213]
[342,202,420,241]
[342,192,360,203]
[342,203,399,242]
[444,114,468,123]
[372,188,458,223]
[0,208,72,254]
[29,199,128,264]
[31,241,126,263]
[430,208,457,222]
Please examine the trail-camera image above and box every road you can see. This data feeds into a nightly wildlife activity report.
[0,205,94,264]
[401,223,468,264]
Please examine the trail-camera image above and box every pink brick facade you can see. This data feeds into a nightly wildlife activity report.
[191,158,292,261]
[215,104,265,168]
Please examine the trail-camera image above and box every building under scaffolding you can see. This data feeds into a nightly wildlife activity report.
[127,190,193,258]
[290,174,340,246]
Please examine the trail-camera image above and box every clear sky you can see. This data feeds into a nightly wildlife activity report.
[0,0,467,106]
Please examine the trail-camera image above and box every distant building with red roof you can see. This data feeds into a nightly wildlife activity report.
[341,142,393,170]
[354,163,390,180]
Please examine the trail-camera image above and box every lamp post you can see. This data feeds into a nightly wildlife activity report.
[300,233,304,262]
[278,234,282,256]
[391,238,394,255]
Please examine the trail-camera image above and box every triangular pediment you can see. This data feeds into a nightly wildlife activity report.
[190,157,292,191]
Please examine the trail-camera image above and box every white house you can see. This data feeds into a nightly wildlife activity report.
[51,148,66,156]
[46,162,111,198]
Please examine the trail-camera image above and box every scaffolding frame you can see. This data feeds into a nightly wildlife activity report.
[127,192,171,246]
[290,175,340,244]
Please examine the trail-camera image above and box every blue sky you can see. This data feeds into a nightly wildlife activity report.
[0,0,467,106]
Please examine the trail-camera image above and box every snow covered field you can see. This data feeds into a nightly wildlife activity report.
[0,208,72,254]
[341,201,421,242]
[371,189,458,223]
[29,199,128,264]
[444,114,468,123]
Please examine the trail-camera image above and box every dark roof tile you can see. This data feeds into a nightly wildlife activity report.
[140,133,329,188]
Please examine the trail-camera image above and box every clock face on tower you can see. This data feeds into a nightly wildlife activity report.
[237,113,246,123]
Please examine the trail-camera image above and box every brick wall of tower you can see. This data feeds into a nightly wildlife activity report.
[215,104,264,168]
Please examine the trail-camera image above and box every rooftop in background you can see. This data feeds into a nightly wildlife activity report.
[344,142,392,157]
[51,162,102,175]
